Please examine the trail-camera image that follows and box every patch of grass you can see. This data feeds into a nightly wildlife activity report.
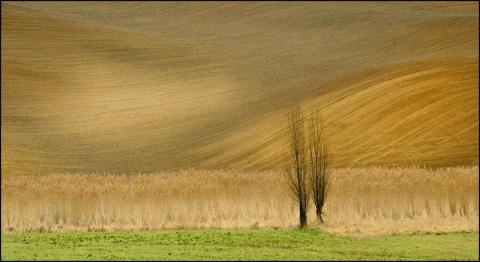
[1,229,478,260]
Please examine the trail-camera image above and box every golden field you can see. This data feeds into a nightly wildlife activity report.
[1,2,478,175]
[2,167,478,236]
[1,2,478,237]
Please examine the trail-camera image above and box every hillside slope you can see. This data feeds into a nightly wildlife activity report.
[193,59,478,171]
[1,2,478,175]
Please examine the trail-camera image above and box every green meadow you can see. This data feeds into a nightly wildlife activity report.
[1,229,478,261]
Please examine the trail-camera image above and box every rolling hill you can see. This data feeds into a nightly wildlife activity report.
[1,2,478,175]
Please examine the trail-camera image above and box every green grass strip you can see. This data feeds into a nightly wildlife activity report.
[1,229,478,261]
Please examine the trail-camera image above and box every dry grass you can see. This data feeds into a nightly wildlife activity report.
[323,166,479,236]
[2,166,478,236]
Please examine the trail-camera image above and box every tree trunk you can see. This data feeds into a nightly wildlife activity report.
[316,207,324,224]
[299,204,307,228]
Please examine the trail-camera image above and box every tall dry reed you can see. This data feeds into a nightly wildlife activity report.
[1,166,478,236]
[322,166,478,236]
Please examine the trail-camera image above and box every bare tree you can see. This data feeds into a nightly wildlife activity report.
[285,106,309,229]
[308,111,330,223]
